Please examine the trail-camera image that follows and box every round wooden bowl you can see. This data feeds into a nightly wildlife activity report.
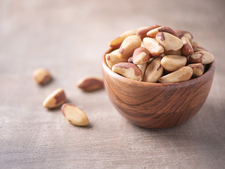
[102,48,215,128]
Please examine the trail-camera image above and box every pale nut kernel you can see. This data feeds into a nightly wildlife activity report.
[175,30,193,42]
[192,45,207,52]
[181,36,194,56]
[189,51,214,64]
[77,77,104,92]
[137,62,147,77]
[143,37,164,57]
[164,49,182,55]
[132,47,150,65]
[158,66,193,83]
[156,32,183,51]
[105,49,127,68]
[191,41,199,46]
[118,35,142,60]
[161,55,187,72]
[109,29,137,49]
[188,63,204,77]
[112,62,142,81]
[147,26,178,38]
[43,88,66,109]
[136,25,161,39]
[61,103,89,126]
[33,68,52,85]
[143,57,163,83]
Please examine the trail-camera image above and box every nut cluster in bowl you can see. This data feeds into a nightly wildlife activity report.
[105,25,215,83]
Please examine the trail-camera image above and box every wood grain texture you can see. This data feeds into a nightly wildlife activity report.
[103,49,215,128]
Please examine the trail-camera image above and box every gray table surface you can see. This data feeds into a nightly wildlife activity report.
[1,0,225,168]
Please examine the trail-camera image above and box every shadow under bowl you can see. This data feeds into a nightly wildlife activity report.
[102,48,215,128]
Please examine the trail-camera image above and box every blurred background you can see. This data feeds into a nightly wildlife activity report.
[1,0,225,168]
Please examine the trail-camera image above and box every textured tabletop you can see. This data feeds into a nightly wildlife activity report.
[1,0,225,168]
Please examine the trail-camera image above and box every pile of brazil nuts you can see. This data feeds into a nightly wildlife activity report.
[106,25,215,83]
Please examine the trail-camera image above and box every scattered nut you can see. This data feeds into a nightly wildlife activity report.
[77,77,104,92]
[188,63,204,77]
[112,62,142,81]
[189,51,215,64]
[105,49,126,68]
[158,66,193,83]
[143,37,164,57]
[143,57,163,83]
[156,32,183,51]
[181,36,194,56]
[161,55,187,72]
[61,103,89,126]
[109,29,137,49]
[33,68,52,85]
[118,35,142,60]
[147,26,178,38]
[132,47,150,65]
[43,88,66,109]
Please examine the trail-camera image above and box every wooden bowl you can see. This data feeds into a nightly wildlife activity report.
[102,48,215,128]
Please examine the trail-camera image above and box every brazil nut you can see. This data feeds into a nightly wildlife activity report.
[189,51,214,64]
[156,32,183,51]
[188,63,204,77]
[143,37,164,57]
[132,47,150,65]
[118,35,142,60]
[109,29,137,49]
[147,26,178,38]
[181,36,194,56]
[112,62,143,81]
[143,57,163,83]
[158,66,193,83]
[161,55,187,72]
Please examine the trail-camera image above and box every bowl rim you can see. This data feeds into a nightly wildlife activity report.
[102,48,215,87]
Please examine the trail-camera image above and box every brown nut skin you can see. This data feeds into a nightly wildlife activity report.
[132,47,150,65]
[143,57,163,83]
[164,49,182,55]
[189,51,214,64]
[175,30,193,42]
[61,103,89,126]
[181,36,194,56]
[156,32,183,51]
[143,37,164,57]
[105,49,127,68]
[109,29,137,49]
[112,62,142,81]
[77,77,104,92]
[43,88,66,109]
[118,35,142,60]
[192,45,207,52]
[33,68,52,85]
[136,25,161,39]
[158,66,193,83]
[188,63,204,77]
[161,55,187,72]
[147,26,178,38]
